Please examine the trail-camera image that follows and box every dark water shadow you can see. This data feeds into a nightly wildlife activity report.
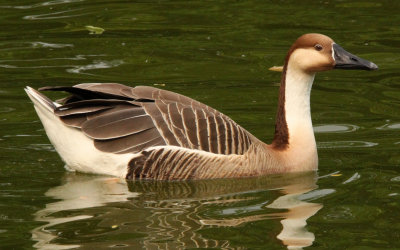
[32,171,322,249]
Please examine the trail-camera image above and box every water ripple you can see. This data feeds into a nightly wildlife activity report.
[30,42,73,49]
[0,0,84,9]
[3,134,41,138]
[0,107,15,113]
[321,204,382,223]
[0,55,108,70]
[342,173,361,184]
[24,8,88,20]
[66,60,124,75]
[318,141,378,149]
[0,55,85,63]
[314,124,359,133]
[377,123,400,130]
[390,176,400,182]
[0,64,68,69]
[299,189,336,201]
[218,201,269,216]
[0,41,75,52]
[318,111,364,119]
[25,144,55,152]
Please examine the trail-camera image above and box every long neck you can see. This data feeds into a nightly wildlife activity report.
[272,58,316,151]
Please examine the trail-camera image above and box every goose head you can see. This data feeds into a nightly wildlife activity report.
[286,33,378,73]
[273,33,378,164]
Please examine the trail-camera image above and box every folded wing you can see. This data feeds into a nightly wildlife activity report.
[42,83,257,155]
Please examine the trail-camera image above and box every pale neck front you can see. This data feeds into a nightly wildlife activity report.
[271,57,318,171]
[284,62,315,147]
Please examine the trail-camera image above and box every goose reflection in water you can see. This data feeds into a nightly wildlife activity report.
[32,172,327,249]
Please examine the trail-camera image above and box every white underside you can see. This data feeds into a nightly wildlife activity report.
[25,87,134,178]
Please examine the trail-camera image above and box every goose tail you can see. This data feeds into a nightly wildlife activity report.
[25,86,133,178]
[25,86,57,112]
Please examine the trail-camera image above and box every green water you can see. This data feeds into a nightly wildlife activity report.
[1,0,399,249]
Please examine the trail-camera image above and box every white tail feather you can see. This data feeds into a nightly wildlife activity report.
[25,86,133,178]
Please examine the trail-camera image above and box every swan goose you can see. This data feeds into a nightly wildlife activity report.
[25,33,378,180]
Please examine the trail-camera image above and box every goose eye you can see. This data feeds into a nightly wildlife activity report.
[314,44,323,51]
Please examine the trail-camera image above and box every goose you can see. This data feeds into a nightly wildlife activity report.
[25,33,378,180]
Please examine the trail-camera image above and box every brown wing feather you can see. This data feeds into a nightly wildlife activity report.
[41,83,257,155]
[94,128,164,153]
[141,103,180,146]
[81,108,151,139]
[60,114,87,128]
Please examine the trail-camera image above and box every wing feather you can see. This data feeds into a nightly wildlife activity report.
[182,108,199,148]
[142,103,180,146]
[41,83,257,155]
[81,108,151,139]
[215,115,226,154]
[94,128,164,153]
[195,109,209,152]
[206,113,219,154]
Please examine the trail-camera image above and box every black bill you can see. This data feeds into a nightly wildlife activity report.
[333,43,378,71]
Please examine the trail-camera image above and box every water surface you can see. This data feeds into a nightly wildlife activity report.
[1,0,400,249]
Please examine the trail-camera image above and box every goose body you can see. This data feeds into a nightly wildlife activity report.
[25,34,377,180]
